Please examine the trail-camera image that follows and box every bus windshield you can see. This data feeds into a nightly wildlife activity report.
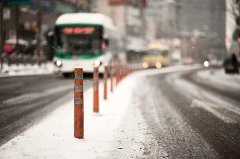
[55,26,103,55]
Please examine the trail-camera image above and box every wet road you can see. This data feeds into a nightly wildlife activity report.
[0,74,91,146]
[133,69,240,159]
[1,68,240,159]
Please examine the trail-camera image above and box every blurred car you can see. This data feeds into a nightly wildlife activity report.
[182,57,195,65]
[209,59,223,68]
[3,39,29,54]
[223,55,239,74]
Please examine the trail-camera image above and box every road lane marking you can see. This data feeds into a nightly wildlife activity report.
[191,99,237,124]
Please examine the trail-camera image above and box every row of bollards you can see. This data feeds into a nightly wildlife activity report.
[74,64,137,139]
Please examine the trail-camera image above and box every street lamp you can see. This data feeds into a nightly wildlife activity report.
[36,0,42,63]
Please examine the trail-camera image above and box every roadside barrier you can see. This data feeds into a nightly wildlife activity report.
[110,64,114,92]
[115,65,118,86]
[74,67,84,139]
[116,65,119,86]
[93,66,99,113]
[120,65,124,81]
[103,65,108,100]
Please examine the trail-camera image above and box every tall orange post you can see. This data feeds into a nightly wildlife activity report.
[74,67,84,139]
[116,65,120,86]
[93,66,99,113]
[103,65,108,100]
[110,64,114,92]
[119,65,121,84]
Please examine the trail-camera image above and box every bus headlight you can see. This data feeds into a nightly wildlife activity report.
[156,62,162,68]
[94,60,102,66]
[142,62,148,69]
[55,60,62,67]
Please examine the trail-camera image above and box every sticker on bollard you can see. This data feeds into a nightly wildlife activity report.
[93,78,99,83]
[74,97,83,105]
[74,85,83,93]
[93,85,98,91]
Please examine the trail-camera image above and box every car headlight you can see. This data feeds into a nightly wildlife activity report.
[156,62,162,68]
[55,60,62,67]
[142,62,148,69]
[203,61,209,67]
[94,60,102,66]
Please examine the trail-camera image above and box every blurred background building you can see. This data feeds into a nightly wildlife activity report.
[3,0,81,41]
[146,0,226,62]
[1,0,228,63]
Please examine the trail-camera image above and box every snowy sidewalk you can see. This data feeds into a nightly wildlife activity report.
[0,63,54,77]
[0,72,140,159]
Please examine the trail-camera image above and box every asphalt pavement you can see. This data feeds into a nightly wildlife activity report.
[1,68,240,159]
[0,74,92,146]
[131,68,240,159]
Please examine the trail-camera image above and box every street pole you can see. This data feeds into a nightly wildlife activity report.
[0,1,3,71]
[238,0,240,56]
[124,0,128,50]
[15,6,19,54]
[139,0,145,40]
[87,0,91,12]
[36,0,41,63]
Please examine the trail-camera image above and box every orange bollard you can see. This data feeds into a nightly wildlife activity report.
[110,64,114,92]
[93,66,99,113]
[74,67,84,139]
[115,65,118,85]
[115,65,119,86]
[103,65,108,100]
[119,65,123,82]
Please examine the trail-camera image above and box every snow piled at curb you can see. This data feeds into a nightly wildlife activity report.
[0,63,54,77]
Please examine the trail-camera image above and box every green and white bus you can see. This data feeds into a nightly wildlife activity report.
[53,13,123,75]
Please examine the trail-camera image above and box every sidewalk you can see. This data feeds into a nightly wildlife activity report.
[0,63,54,77]
[0,72,146,159]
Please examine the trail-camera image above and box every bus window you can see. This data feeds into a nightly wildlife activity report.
[162,50,168,57]
[55,26,103,55]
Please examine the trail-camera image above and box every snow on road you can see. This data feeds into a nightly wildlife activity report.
[3,65,237,159]
[0,65,200,159]
[196,69,240,90]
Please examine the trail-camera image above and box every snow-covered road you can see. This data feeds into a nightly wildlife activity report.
[0,66,240,159]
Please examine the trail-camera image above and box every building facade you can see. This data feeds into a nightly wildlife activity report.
[146,0,226,61]
[2,0,81,41]
[179,0,226,60]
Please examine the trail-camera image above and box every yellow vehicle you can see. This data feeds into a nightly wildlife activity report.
[142,43,170,69]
